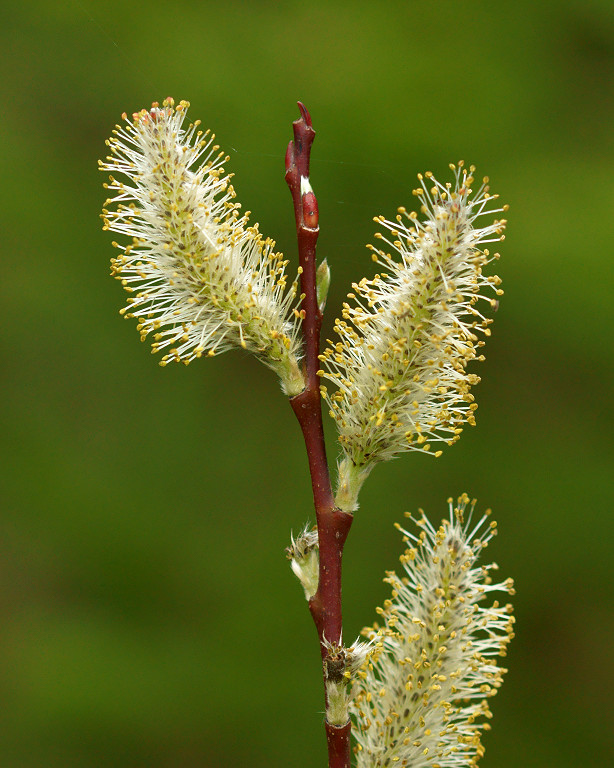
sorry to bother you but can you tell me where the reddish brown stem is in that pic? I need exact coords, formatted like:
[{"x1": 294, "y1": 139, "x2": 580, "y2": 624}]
[
  {"x1": 286, "y1": 103, "x2": 354, "y2": 768},
  {"x1": 326, "y1": 722, "x2": 352, "y2": 768}
]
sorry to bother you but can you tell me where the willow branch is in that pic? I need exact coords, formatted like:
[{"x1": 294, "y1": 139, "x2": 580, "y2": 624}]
[{"x1": 286, "y1": 103, "x2": 354, "y2": 768}]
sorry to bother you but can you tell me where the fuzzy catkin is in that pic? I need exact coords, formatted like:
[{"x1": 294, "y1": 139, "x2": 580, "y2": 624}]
[
  {"x1": 351, "y1": 496, "x2": 515, "y2": 768},
  {"x1": 100, "y1": 98, "x2": 305, "y2": 395},
  {"x1": 320, "y1": 165, "x2": 506, "y2": 509}
]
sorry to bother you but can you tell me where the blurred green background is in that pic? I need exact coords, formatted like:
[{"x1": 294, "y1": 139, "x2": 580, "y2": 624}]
[{"x1": 1, "y1": 0, "x2": 612, "y2": 766}]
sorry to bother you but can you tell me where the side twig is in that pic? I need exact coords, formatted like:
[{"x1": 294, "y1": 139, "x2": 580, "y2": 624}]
[{"x1": 286, "y1": 103, "x2": 354, "y2": 768}]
